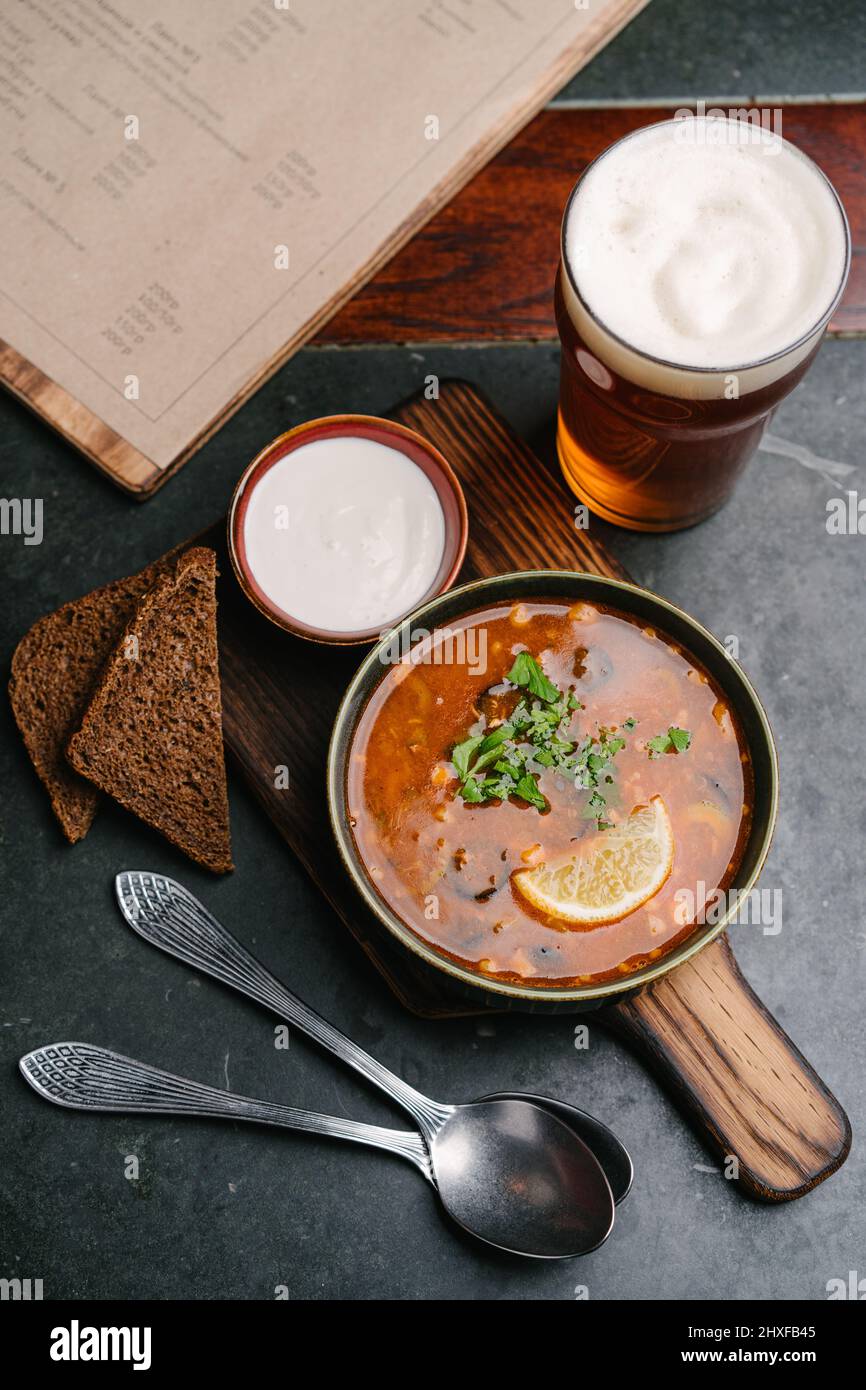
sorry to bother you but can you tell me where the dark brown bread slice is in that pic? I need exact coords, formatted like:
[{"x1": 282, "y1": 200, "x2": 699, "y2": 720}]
[
  {"x1": 66, "y1": 547, "x2": 233, "y2": 874},
  {"x1": 9, "y1": 552, "x2": 180, "y2": 842}
]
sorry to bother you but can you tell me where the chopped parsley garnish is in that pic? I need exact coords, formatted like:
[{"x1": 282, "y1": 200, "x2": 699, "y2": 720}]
[
  {"x1": 647, "y1": 725, "x2": 692, "y2": 758},
  {"x1": 451, "y1": 734, "x2": 484, "y2": 780},
  {"x1": 449, "y1": 652, "x2": 628, "y2": 825},
  {"x1": 507, "y1": 651, "x2": 561, "y2": 704},
  {"x1": 513, "y1": 773, "x2": 547, "y2": 811}
]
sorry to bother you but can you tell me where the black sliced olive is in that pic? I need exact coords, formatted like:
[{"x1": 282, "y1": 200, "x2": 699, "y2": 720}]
[{"x1": 476, "y1": 682, "x2": 522, "y2": 727}]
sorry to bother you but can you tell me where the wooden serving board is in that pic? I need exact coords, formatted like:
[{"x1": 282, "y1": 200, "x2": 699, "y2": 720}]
[{"x1": 202, "y1": 381, "x2": 848, "y2": 1202}]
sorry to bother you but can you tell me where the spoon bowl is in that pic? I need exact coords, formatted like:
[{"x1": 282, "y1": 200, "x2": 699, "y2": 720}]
[
  {"x1": 483, "y1": 1091, "x2": 633, "y2": 1205},
  {"x1": 432, "y1": 1099, "x2": 614, "y2": 1258}
]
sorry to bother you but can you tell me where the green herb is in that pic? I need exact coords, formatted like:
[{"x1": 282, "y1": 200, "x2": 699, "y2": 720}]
[
  {"x1": 470, "y1": 724, "x2": 516, "y2": 775},
  {"x1": 458, "y1": 776, "x2": 486, "y2": 803},
  {"x1": 452, "y1": 734, "x2": 484, "y2": 780},
  {"x1": 648, "y1": 725, "x2": 692, "y2": 758},
  {"x1": 622, "y1": 717, "x2": 637, "y2": 731},
  {"x1": 507, "y1": 651, "x2": 560, "y2": 704},
  {"x1": 514, "y1": 773, "x2": 547, "y2": 811},
  {"x1": 449, "y1": 650, "x2": 631, "y2": 824}
]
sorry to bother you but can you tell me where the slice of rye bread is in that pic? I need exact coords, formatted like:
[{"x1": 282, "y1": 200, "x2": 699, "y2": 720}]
[
  {"x1": 9, "y1": 548, "x2": 183, "y2": 843},
  {"x1": 66, "y1": 547, "x2": 233, "y2": 874}
]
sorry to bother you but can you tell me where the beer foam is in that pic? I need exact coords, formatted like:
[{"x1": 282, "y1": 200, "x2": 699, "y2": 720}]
[{"x1": 563, "y1": 118, "x2": 848, "y2": 387}]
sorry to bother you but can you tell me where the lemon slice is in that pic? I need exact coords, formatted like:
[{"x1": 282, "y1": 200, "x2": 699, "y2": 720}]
[{"x1": 513, "y1": 797, "x2": 674, "y2": 926}]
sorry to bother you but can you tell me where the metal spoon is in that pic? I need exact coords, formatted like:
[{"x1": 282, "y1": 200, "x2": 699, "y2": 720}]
[
  {"x1": 114, "y1": 871, "x2": 615, "y2": 1258},
  {"x1": 19, "y1": 1043, "x2": 611, "y2": 1259},
  {"x1": 483, "y1": 1092, "x2": 633, "y2": 1205},
  {"x1": 113, "y1": 872, "x2": 630, "y2": 1203},
  {"x1": 20, "y1": 1042, "x2": 432, "y2": 1172}
]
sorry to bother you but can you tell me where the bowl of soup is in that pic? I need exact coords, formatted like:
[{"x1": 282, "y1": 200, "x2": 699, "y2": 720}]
[{"x1": 328, "y1": 571, "x2": 778, "y2": 1008}]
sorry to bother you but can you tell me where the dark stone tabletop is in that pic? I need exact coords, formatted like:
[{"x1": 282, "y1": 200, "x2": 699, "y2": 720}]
[{"x1": 2, "y1": 0, "x2": 864, "y2": 1301}]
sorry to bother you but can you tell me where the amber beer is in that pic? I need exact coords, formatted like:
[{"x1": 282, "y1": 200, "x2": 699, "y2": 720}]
[{"x1": 556, "y1": 117, "x2": 850, "y2": 531}]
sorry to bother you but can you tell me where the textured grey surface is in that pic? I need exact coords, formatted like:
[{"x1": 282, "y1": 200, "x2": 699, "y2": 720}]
[
  {"x1": 3, "y1": 0, "x2": 865, "y2": 1304},
  {"x1": 1, "y1": 337, "x2": 864, "y2": 1301},
  {"x1": 555, "y1": 0, "x2": 866, "y2": 102}
]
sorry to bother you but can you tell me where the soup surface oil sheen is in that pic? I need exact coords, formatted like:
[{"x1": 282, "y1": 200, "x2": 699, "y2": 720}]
[{"x1": 348, "y1": 601, "x2": 753, "y2": 986}]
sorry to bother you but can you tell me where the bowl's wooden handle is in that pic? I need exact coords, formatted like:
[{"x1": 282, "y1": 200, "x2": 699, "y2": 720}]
[{"x1": 600, "y1": 934, "x2": 851, "y2": 1201}]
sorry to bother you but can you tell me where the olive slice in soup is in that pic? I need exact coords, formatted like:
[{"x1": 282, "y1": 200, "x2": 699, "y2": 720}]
[{"x1": 347, "y1": 600, "x2": 753, "y2": 987}]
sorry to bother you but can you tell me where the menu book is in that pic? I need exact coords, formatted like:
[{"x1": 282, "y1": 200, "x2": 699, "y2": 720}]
[{"x1": 0, "y1": 0, "x2": 649, "y2": 495}]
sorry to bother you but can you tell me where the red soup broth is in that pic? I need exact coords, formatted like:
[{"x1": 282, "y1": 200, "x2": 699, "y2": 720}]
[{"x1": 347, "y1": 601, "x2": 753, "y2": 986}]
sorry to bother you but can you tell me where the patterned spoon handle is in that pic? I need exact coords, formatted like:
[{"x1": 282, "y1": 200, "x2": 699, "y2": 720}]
[{"x1": 19, "y1": 1042, "x2": 432, "y2": 1177}]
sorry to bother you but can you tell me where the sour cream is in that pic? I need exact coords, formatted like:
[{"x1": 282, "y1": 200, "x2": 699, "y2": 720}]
[{"x1": 242, "y1": 434, "x2": 446, "y2": 633}]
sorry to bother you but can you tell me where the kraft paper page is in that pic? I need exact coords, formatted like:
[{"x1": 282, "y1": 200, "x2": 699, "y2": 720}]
[{"x1": 0, "y1": 0, "x2": 650, "y2": 491}]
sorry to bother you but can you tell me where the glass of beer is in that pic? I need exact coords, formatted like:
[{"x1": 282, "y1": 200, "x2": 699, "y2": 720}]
[{"x1": 555, "y1": 116, "x2": 850, "y2": 531}]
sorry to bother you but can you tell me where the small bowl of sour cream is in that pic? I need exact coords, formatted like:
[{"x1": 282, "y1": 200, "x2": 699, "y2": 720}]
[{"x1": 228, "y1": 415, "x2": 468, "y2": 644}]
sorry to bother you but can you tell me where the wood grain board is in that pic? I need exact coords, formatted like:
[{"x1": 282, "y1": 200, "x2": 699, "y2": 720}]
[
  {"x1": 321, "y1": 102, "x2": 866, "y2": 344},
  {"x1": 604, "y1": 936, "x2": 852, "y2": 1201},
  {"x1": 202, "y1": 380, "x2": 849, "y2": 1202}
]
